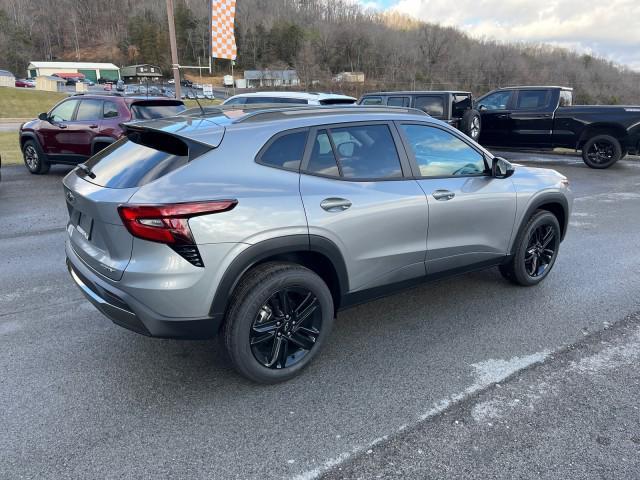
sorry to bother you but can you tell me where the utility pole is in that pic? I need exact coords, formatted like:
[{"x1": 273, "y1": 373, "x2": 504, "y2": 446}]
[{"x1": 166, "y1": 0, "x2": 181, "y2": 99}]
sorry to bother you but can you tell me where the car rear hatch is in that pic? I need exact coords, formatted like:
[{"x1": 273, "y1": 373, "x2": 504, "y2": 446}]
[{"x1": 63, "y1": 117, "x2": 224, "y2": 281}]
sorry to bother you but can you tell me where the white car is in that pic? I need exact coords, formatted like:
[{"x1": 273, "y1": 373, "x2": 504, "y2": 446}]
[{"x1": 222, "y1": 91, "x2": 357, "y2": 106}]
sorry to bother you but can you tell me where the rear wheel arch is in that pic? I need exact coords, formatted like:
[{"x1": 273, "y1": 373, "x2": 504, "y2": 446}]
[
  {"x1": 577, "y1": 123, "x2": 627, "y2": 150},
  {"x1": 211, "y1": 235, "x2": 348, "y2": 324},
  {"x1": 91, "y1": 136, "x2": 115, "y2": 156}
]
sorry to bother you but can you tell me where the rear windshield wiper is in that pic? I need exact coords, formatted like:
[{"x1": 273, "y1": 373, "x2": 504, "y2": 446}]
[{"x1": 77, "y1": 163, "x2": 96, "y2": 179}]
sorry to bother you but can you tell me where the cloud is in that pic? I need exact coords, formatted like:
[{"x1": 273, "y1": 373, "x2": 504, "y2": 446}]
[{"x1": 367, "y1": 0, "x2": 640, "y2": 70}]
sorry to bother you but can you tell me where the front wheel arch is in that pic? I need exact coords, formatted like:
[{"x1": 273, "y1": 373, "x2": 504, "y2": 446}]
[{"x1": 509, "y1": 195, "x2": 568, "y2": 255}]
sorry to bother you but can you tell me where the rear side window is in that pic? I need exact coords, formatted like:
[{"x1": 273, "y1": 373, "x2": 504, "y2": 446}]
[
  {"x1": 388, "y1": 96, "x2": 410, "y2": 107},
  {"x1": 360, "y1": 96, "x2": 383, "y2": 105},
  {"x1": 415, "y1": 96, "x2": 444, "y2": 116},
  {"x1": 79, "y1": 132, "x2": 203, "y2": 189},
  {"x1": 559, "y1": 90, "x2": 573, "y2": 107},
  {"x1": 103, "y1": 101, "x2": 119, "y2": 118},
  {"x1": 307, "y1": 124, "x2": 402, "y2": 179},
  {"x1": 75, "y1": 100, "x2": 103, "y2": 121},
  {"x1": 259, "y1": 130, "x2": 308, "y2": 170},
  {"x1": 516, "y1": 90, "x2": 550, "y2": 109},
  {"x1": 130, "y1": 102, "x2": 185, "y2": 119}
]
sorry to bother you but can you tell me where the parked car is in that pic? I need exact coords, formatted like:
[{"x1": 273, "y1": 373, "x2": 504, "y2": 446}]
[
  {"x1": 15, "y1": 78, "x2": 35, "y2": 88},
  {"x1": 116, "y1": 79, "x2": 125, "y2": 92},
  {"x1": 223, "y1": 91, "x2": 357, "y2": 106},
  {"x1": 19, "y1": 94, "x2": 186, "y2": 174},
  {"x1": 63, "y1": 104, "x2": 572, "y2": 383},
  {"x1": 475, "y1": 86, "x2": 640, "y2": 168},
  {"x1": 358, "y1": 91, "x2": 481, "y2": 141},
  {"x1": 81, "y1": 79, "x2": 95, "y2": 87}
]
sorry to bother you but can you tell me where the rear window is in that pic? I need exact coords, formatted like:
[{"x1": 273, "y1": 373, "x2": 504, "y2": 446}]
[
  {"x1": 130, "y1": 101, "x2": 186, "y2": 120},
  {"x1": 79, "y1": 132, "x2": 204, "y2": 189}
]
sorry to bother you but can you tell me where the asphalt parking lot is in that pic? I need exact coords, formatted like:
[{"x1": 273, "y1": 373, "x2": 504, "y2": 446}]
[{"x1": 1, "y1": 152, "x2": 639, "y2": 479}]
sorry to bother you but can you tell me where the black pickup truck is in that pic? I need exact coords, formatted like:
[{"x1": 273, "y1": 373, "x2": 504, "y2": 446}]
[{"x1": 475, "y1": 86, "x2": 640, "y2": 168}]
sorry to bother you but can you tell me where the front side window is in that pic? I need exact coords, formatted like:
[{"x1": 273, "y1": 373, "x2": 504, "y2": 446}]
[
  {"x1": 415, "y1": 96, "x2": 444, "y2": 116},
  {"x1": 307, "y1": 124, "x2": 402, "y2": 179},
  {"x1": 259, "y1": 130, "x2": 308, "y2": 170},
  {"x1": 75, "y1": 100, "x2": 103, "y2": 121},
  {"x1": 516, "y1": 90, "x2": 550, "y2": 110},
  {"x1": 478, "y1": 91, "x2": 512, "y2": 110},
  {"x1": 400, "y1": 124, "x2": 486, "y2": 177},
  {"x1": 49, "y1": 99, "x2": 79, "y2": 122}
]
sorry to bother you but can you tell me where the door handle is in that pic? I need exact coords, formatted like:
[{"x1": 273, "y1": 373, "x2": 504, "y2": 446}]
[
  {"x1": 432, "y1": 190, "x2": 456, "y2": 201},
  {"x1": 89, "y1": 124, "x2": 98, "y2": 129},
  {"x1": 496, "y1": 114, "x2": 510, "y2": 119},
  {"x1": 320, "y1": 198, "x2": 352, "y2": 212}
]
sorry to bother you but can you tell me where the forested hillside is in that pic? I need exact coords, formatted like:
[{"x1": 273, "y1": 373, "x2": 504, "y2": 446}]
[{"x1": 1, "y1": 0, "x2": 639, "y2": 103}]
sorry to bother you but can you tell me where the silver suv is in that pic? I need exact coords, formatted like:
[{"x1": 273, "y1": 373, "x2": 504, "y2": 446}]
[{"x1": 64, "y1": 106, "x2": 572, "y2": 383}]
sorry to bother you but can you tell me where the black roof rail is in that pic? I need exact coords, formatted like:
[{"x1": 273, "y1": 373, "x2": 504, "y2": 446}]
[{"x1": 234, "y1": 105, "x2": 428, "y2": 123}]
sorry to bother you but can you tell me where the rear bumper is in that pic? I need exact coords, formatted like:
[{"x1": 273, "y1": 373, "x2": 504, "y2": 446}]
[{"x1": 66, "y1": 246, "x2": 223, "y2": 339}]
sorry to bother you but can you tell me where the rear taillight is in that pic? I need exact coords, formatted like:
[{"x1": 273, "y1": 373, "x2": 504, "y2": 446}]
[{"x1": 117, "y1": 200, "x2": 237, "y2": 267}]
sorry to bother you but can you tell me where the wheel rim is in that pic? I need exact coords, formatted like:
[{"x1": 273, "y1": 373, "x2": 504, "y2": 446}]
[
  {"x1": 524, "y1": 224, "x2": 557, "y2": 278},
  {"x1": 470, "y1": 117, "x2": 480, "y2": 138},
  {"x1": 250, "y1": 287, "x2": 322, "y2": 369},
  {"x1": 586, "y1": 140, "x2": 614, "y2": 164},
  {"x1": 24, "y1": 145, "x2": 39, "y2": 170}
]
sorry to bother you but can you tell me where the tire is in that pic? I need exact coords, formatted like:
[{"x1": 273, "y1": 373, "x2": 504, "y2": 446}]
[
  {"x1": 461, "y1": 109, "x2": 482, "y2": 141},
  {"x1": 581, "y1": 134, "x2": 622, "y2": 169},
  {"x1": 22, "y1": 139, "x2": 50, "y2": 174},
  {"x1": 223, "y1": 262, "x2": 334, "y2": 384},
  {"x1": 499, "y1": 210, "x2": 561, "y2": 286}
]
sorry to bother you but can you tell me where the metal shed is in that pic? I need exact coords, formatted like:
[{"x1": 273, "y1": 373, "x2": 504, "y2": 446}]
[
  {"x1": 0, "y1": 70, "x2": 15, "y2": 87},
  {"x1": 27, "y1": 62, "x2": 120, "y2": 83}
]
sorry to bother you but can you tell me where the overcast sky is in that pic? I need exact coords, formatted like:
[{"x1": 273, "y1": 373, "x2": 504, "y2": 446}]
[{"x1": 359, "y1": 0, "x2": 640, "y2": 71}]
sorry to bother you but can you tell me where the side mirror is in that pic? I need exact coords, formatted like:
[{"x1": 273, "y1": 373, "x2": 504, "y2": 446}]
[
  {"x1": 38, "y1": 112, "x2": 49, "y2": 121},
  {"x1": 478, "y1": 104, "x2": 487, "y2": 111},
  {"x1": 491, "y1": 157, "x2": 515, "y2": 178}
]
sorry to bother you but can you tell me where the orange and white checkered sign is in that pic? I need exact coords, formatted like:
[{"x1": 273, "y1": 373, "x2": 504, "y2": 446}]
[{"x1": 211, "y1": 0, "x2": 237, "y2": 60}]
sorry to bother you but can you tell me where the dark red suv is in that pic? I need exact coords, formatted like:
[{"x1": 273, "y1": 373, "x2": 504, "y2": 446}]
[{"x1": 19, "y1": 94, "x2": 186, "y2": 174}]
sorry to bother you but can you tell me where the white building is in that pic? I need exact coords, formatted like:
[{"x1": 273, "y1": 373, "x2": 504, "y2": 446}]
[{"x1": 27, "y1": 62, "x2": 120, "y2": 83}]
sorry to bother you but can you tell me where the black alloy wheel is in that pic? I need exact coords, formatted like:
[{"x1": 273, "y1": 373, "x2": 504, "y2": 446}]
[
  {"x1": 586, "y1": 140, "x2": 615, "y2": 165},
  {"x1": 223, "y1": 262, "x2": 334, "y2": 383},
  {"x1": 499, "y1": 210, "x2": 561, "y2": 286},
  {"x1": 524, "y1": 224, "x2": 556, "y2": 278},
  {"x1": 250, "y1": 287, "x2": 322, "y2": 369},
  {"x1": 582, "y1": 134, "x2": 622, "y2": 169}
]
